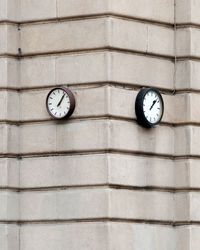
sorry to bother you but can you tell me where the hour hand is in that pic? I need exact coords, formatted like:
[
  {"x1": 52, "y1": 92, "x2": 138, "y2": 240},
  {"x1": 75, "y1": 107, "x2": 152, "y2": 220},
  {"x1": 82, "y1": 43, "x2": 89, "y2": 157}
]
[{"x1": 57, "y1": 94, "x2": 65, "y2": 107}]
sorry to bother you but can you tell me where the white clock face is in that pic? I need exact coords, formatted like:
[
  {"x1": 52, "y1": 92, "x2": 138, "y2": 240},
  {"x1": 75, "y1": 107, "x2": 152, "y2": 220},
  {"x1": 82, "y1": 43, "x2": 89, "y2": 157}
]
[
  {"x1": 143, "y1": 90, "x2": 163, "y2": 124},
  {"x1": 47, "y1": 88, "x2": 71, "y2": 118}
]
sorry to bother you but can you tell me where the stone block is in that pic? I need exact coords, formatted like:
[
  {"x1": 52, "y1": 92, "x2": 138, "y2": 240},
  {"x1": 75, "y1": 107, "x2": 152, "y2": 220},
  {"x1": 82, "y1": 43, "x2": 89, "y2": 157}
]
[
  {"x1": 56, "y1": 52, "x2": 108, "y2": 86},
  {"x1": 176, "y1": 28, "x2": 200, "y2": 57},
  {"x1": 0, "y1": 58, "x2": 19, "y2": 88},
  {"x1": 108, "y1": 154, "x2": 175, "y2": 188},
  {"x1": 188, "y1": 159, "x2": 200, "y2": 188},
  {"x1": 0, "y1": 90, "x2": 19, "y2": 121},
  {"x1": 0, "y1": 224, "x2": 19, "y2": 250},
  {"x1": 176, "y1": 0, "x2": 200, "y2": 25},
  {"x1": 109, "y1": 189, "x2": 175, "y2": 221},
  {"x1": 0, "y1": 191, "x2": 19, "y2": 220},
  {"x1": 175, "y1": 126, "x2": 200, "y2": 156},
  {"x1": 0, "y1": 24, "x2": 19, "y2": 55},
  {"x1": 109, "y1": 119, "x2": 174, "y2": 156},
  {"x1": 175, "y1": 0, "x2": 191, "y2": 24},
  {"x1": 109, "y1": 223, "x2": 181, "y2": 250},
  {"x1": 111, "y1": 18, "x2": 174, "y2": 56},
  {"x1": 0, "y1": 0, "x2": 19, "y2": 22},
  {"x1": 0, "y1": 158, "x2": 19, "y2": 188},
  {"x1": 189, "y1": 192, "x2": 200, "y2": 221},
  {"x1": 110, "y1": 52, "x2": 174, "y2": 90},
  {"x1": 19, "y1": 120, "x2": 108, "y2": 154},
  {"x1": 20, "y1": 188, "x2": 108, "y2": 220},
  {"x1": 58, "y1": 0, "x2": 174, "y2": 24},
  {"x1": 58, "y1": 0, "x2": 109, "y2": 18},
  {"x1": 20, "y1": 0, "x2": 57, "y2": 22},
  {"x1": 20, "y1": 223, "x2": 108, "y2": 250},
  {"x1": 147, "y1": 24, "x2": 174, "y2": 56},
  {"x1": 109, "y1": 0, "x2": 174, "y2": 24},
  {"x1": 20, "y1": 18, "x2": 109, "y2": 55},
  {"x1": 176, "y1": 60, "x2": 200, "y2": 90},
  {"x1": 19, "y1": 154, "x2": 108, "y2": 188},
  {"x1": 20, "y1": 56, "x2": 56, "y2": 88},
  {"x1": 0, "y1": 124, "x2": 18, "y2": 154}
]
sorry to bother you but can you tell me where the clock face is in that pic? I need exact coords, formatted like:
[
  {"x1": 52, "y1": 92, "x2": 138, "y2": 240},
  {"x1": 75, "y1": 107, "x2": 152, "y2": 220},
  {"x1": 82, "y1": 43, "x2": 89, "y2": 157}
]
[
  {"x1": 135, "y1": 88, "x2": 164, "y2": 128},
  {"x1": 46, "y1": 87, "x2": 75, "y2": 119},
  {"x1": 143, "y1": 90, "x2": 162, "y2": 124}
]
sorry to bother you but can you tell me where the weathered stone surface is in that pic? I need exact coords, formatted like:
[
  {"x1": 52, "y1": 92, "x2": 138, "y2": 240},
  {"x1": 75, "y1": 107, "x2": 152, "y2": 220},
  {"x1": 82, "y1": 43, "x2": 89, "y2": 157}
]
[
  {"x1": 0, "y1": 58, "x2": 19, "y2": 88},
  {"x1": 58, "y1": 0, "x2": 174, "y2": 23},
  {"x1": 0, "y1": 158, "x2": 19, "y2": 188},
  {"x1": 176, "y1": 60, "x2": 200, "y2": 90},
  {"x1": 0, "y1": 0, "x2": 19, "y2": 21},
  {"x1": 19, "y1": 154, "x2": 108, "y2": 188},
  {"x1": 18, "y1": 120, "x2": 174, "y2": 155},
  {"x1": 19, "y1": 52, "x2": 174, "y2": 89},
  {"x1": 0, "y1": 224, "x2": 19, "y2": 250},
  {"x1": 176, "y1": 28, "x2": 200, "y2": 58},
  {"x1": 20, "y1": 0, "x2": 57, "y2": 21},
  {"x1": 20, "y1": 18, "x2": 109, "y2": 55},
  {"x1": 0, "y1": 191, "x2": 19, "y2": 220},
  {"x1": 20, "y1": 223, "x2": 108, "y2": 250},
  {"x1": 176, "y1": 0, "x2": 200, "y2": 25},
  {"x1": 20, "y1": 223, "x2": 191, "y2": 250},
  {"x1": 0, "y1": 24, "x2": 19, "y2": 55},
  {"x1": 20, "y1": 18, "x2": 174, "y2": 57}
]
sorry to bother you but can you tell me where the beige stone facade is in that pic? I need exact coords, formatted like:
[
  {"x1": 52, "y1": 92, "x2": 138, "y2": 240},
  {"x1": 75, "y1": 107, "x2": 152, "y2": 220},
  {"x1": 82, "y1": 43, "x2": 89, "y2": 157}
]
[{"x1": 1, "y1": 1, "x2": 200, "y2": 249}]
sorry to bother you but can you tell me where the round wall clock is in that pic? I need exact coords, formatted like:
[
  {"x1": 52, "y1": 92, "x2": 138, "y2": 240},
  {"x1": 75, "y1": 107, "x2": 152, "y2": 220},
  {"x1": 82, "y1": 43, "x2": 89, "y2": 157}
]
[
  {"x1": 135, "y1": 88, "x2": 164, "y2": 128},
  {"x1": 46, "y1": 86, "x2": 75, "y2": 119}
]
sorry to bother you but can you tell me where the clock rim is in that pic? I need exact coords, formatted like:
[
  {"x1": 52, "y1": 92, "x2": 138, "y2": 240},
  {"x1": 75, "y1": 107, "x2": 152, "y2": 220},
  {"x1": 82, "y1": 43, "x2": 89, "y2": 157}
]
[
  {"x1": 46, "y1": 86, "x2": 76, "y2": 119},
  {"x1": 135, "y1": 87, "x2": 164, "y2": 128}
]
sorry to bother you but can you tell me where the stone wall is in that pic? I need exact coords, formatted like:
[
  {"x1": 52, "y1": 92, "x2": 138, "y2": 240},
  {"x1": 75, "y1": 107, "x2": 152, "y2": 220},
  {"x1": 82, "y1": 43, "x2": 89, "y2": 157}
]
[{"x1": 1, "y1": 1, "x2": 200, "y2": 249}]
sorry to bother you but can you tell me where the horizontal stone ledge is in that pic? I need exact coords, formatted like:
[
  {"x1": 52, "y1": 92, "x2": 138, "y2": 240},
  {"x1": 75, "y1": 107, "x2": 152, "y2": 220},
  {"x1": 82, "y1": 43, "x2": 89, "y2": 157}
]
[
  {"x1": 2, "y1": 154, "x2": 200, "y2": 190},
  {"x1": 20, "y1": 17, "x2": 174, "y2": 57},
  {"x1": 0, "y1": 51, "x2": 174, "y2": 89},
  {"x1": 2, "y1": 85, "x2": 197, "y2": 124},
  {"x1": 3, "y1": 120, "x2": 200, "y2": 156},
  {"x1": 0, "y1": 0, "x2": 174, "y2": 24},
  {"x1": 2, "y1": 153, "x2": 200, "y2": 190},
  {"x1": 19, "y1": 51, "x2": 174, "y2": 89},
  {"x1": 16, "y1": 119, "x2": 175, "y2": 155},
  {"x1": 19, "y1": 222, "x2": 197, "y2": 250},
  {"x1": 0, "y1": 188, "x2": 196, "y2": 222}
]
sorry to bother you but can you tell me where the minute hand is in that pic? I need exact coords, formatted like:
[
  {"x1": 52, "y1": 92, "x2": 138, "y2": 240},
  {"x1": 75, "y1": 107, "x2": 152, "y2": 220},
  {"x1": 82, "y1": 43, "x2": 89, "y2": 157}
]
[
  {"x1": 57, "y1": 94, "x2": 65, "y2": 107},
  {"x1": 149, "y1": 100, "x2": 157, "y2": 110}
]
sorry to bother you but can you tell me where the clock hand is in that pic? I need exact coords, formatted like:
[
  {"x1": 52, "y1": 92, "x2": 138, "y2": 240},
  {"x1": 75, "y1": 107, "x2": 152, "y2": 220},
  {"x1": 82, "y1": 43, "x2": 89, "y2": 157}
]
[
  {"x1": 57, "y1": 94, "x2": 65, "y2": 107},
  {"x1": 149, "y1": 99, "x2": 157, "y2": 110}
]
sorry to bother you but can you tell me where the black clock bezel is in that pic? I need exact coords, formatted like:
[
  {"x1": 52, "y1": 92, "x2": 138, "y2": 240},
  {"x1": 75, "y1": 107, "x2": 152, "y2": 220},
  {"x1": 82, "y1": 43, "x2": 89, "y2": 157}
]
[
  {"x1": 46, "y1": 86, "x2": 76, "y2": 119},
  {"x1": 135, "y1": 87, "x2": 164, "y2": 128}
]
